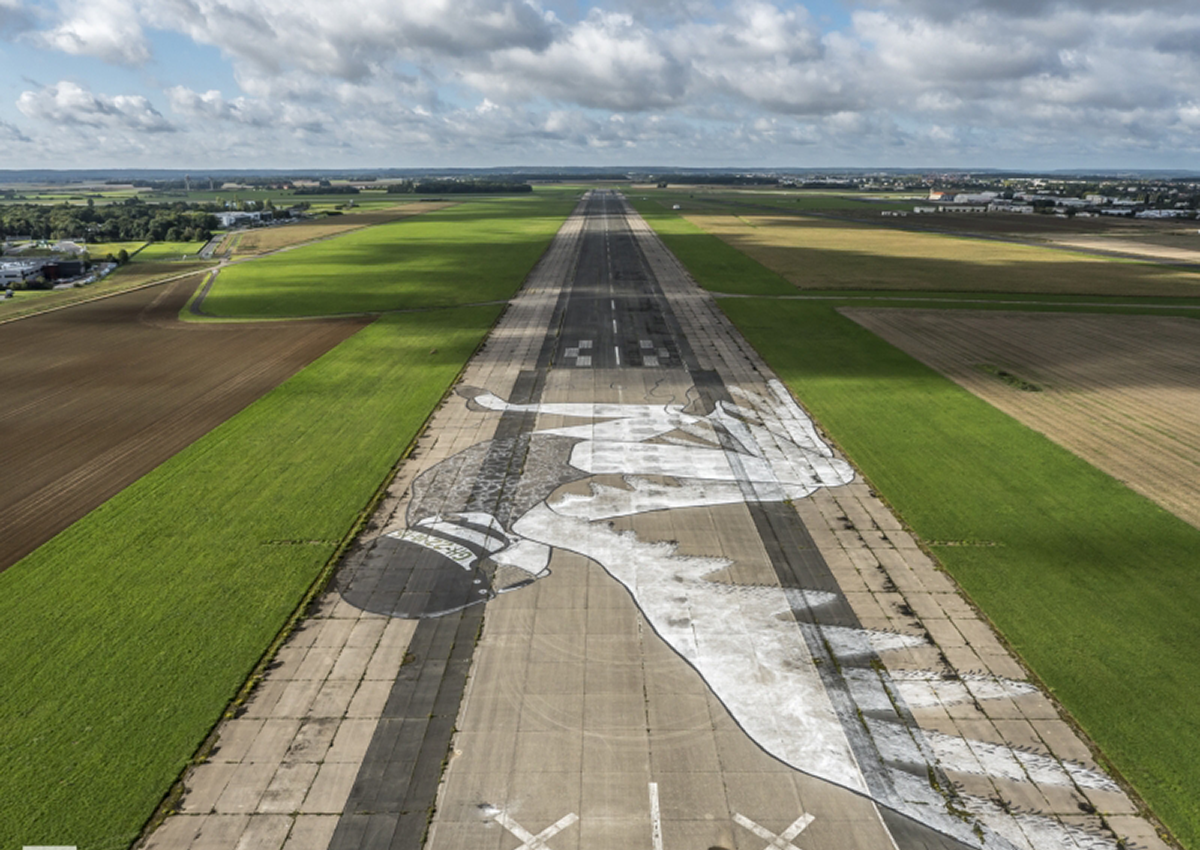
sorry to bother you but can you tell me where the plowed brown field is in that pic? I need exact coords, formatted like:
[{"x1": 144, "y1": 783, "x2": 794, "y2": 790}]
[
  {"x1": 842, "y1": 308, "x2": 1200, "y2": 528},
  {"x1": 0, "y1": 274, "x2": 366, "y2": 570}
]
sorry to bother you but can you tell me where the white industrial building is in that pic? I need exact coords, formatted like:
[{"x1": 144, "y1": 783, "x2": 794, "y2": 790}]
[{"x1": 0, "y1": 260, "x2": 45, "y2": 285}]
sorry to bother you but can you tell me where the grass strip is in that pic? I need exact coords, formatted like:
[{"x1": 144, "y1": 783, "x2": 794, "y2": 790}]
[
  {"x1": 0, "y1": 305, "x2": 501, "y2": 850},
  {"x1": 634, "y1": 207, "x2": 1200, "y2": 847},
  {"x1": 627, "y1": 196, "x2": 795, "y2": 296},
  {"x1": 203, "y1": 192, "x2": 577, "y2": 317}
]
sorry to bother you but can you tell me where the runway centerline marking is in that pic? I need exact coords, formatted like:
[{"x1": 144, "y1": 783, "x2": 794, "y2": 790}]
[
  {"x1": 649, "y1": 782, "x2": 664, "y2": 850},
  {"x1": 493, "y1": 811, "x2": 579, "y2": 850},
  {"x1": 733, "y1": 812, "x2": 816, "y2": 850}
]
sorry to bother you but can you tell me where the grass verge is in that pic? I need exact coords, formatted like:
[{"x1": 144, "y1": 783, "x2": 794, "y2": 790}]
[
  {"x1": 634, "y1": 205, "x2": 1200, "y2": 847},
  {"x1": 202, "y1": 192, "x2": 577, "y2": 317},
  {"x1": 0, "y1": 305, "x2": 501, "y2": 850}
]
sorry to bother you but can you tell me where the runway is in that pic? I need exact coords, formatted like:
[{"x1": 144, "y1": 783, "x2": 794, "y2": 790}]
[{"x1": 147, "y1": 192, "x2": 1163, "y2": 850}]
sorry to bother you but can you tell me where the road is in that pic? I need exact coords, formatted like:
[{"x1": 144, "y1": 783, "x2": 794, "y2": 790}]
[{"x1": 146, "y1": 192, "x2": 1163, "y2": 850}]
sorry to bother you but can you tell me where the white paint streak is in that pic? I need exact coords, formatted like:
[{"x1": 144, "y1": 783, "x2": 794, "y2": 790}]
[
  {"x1": 927, "y1": 730, "x2": 1121, "y2": 792},
  {"x1": 889, "y1": 671, "x2": 1039, "y2": 709},
  {"x1": 513, "y1": 502, "x2": 868, "y2": 793}
]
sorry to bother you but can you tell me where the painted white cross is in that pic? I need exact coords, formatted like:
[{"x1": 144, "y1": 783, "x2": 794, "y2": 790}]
[
  {"x1": 733, "y1": 812, "x2": 816, "y2": 850},
  {"x1": 494, "y1": 811, "x2": 579, "y2": 850}
]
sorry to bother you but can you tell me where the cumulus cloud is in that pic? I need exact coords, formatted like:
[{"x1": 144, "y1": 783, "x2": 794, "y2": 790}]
[
  {"x1": 14, "y1": 0, "x2": 1200, "y2": 166},
  {"x1": 37, "y1": 0, "x2": 151, "y2": 64},
  {"x1": 17, "y1": 81, "x2": 174, "y2": 132},
  {"x1": 464, "y1": 10, "x2": 687, "y2": 111}
]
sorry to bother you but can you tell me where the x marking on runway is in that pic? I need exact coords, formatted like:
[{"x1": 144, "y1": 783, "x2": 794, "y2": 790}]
[
  {"x1": 733, "y1": 812, "x2": 816, "y2": 850},
  {"x1": 494, "y1": 811, "x2": 579, "y2": 850}
]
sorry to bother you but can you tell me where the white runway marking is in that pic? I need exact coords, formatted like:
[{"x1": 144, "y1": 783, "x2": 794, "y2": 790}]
[
  {"x1": 649, "y1": 783, "x2": 663, "y2": 850},
  {"x1": 614, "y1": 346, "x2": 621, "y2": 366},
  {"x1": 733, "y1": 812, "x2": 815, "y2": 850},
  {"x1": 493, "y1": 811, "x2": 579, "y2": 850}
]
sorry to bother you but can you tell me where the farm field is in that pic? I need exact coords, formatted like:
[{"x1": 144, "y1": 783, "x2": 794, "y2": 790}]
[
  {"x1": 0, "y1": 274, "x2": 364, "y2": 571},
  {"x1": 227, "y1": 202, "x2": 454, "y2": 255},
  {"x1": 842, "y1": 308, "x2": 1200, "y2": 529},
  {"x1": 677, "y1": 209, "x2": 1200, "y2": 297},
  {"x1": 0, "y1": 306, "x2": 501, "y2": 850},
  {"x1": 0, "y1": 262, "x2": 213, "y2": 323},
  {"x1": 638, "y1": 186, "x2": 1200, "y2": 267},
  {"x1": 634, "y1": 201, "x2": 1200, "y2": 848},
  {"x1": 132, "y1": 240, "x2": 209, "y2": 261},
  {"x1": 200, "y1": 193, "x2": 577, "y2": 317}
]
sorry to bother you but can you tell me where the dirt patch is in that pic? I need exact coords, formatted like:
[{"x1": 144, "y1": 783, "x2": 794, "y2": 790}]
[
  {"x1": 0, "y1": 275, "x2": 367, "y2": 570},
  {"x1": 842, "y1": 307, "x2": 1200, "y2": 528}
]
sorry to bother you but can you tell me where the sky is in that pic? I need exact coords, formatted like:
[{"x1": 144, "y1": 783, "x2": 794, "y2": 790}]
[{"x1": 2, "y1": 0, "x2": 1200, "y2": 171}]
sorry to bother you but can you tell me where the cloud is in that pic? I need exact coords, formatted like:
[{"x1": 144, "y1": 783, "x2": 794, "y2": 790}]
[
  {"x1": 13, "y1": 0, "x2": 1200, "y2": 167},
  {"x1": 17, "y1": 81, "x2": 174, "y2": 132},
  {"x1": 0, "y1": 119, "x2": 30, "y2": 142},
  {"x1": 463, "y1": 10, "x2": 687, "y2": 111},
  {"x1": 0, "y1": 0, "x2": 34, "y2": 35},
  {"x1": 36, "y1": 0, "x2": 151, "y2": 64}
]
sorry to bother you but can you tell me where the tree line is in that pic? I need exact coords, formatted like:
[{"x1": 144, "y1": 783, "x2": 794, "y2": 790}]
[
  {"x1": 0, "y1": 199, "x2": 218, "y2": 243},
  {"x1": 386, "y1": 180, "x2": 532, "y2": 194}
]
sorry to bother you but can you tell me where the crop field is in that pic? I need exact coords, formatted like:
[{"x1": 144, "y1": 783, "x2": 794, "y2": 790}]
[
  {"x1": 0, "y1": 306, "x2": 501, "y2": 849},
  {"x1": 676, "y1": 209, "x2": 1200, "y2": 297},
  {"x1": 201, "y1": 193, "x2": 577, "y2": 317},
  {"x1": 634, "y1": 202, "x2": 1200, "y2": 848},
  {"x1": 229, "y1": 202, "x2": 454, "y2": 255},
  {"x1": 0, "y1": 262, "x2": 213, "y2": 323},
  {"x1": 132, "y1": 241, "x2": 209, "y2": 261},
  {"x1": 841, "y1": 308, "x2": 1200, "y2": 530},
  {"x1": 0, "y1": 275, "x2": 364, "y2": 571}
]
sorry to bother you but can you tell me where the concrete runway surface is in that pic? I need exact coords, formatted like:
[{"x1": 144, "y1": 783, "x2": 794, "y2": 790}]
[{"x1": 145, "y1": 192, "x2": 1166, "y2": 850}]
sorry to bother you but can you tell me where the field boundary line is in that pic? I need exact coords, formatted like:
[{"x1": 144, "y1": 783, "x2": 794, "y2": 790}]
[{"x1": 711, "y1": 292, "x2": 1200, "y2": 310}]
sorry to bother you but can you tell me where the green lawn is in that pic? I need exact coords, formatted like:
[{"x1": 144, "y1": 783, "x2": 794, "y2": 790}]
[
  {"x1": 635, "y1": 206, "x2": 1200, "y2": 848},
  {"x1": 0, "y1": 306, "x2": 501, "y2": 850},
  {"x1": 201, "y1": 193, "x2": 577, "y2": 317}
]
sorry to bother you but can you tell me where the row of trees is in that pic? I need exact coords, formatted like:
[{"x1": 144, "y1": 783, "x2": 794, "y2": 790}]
[
  {"x1": 386, "y1": 180, "x2": 532, "y2": 194},
  {"x1": 0, "y1": 201, "x2": 218, "y2": 243}
]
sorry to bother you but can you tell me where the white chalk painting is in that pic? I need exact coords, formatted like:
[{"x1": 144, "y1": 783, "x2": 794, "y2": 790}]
[{"x1": 361, "y1": 379, "x2": 1120, "y2": 850}]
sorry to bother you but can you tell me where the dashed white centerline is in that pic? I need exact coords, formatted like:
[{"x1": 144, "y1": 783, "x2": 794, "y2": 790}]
[
  {"x1": 649, "y1": 783, "x2": 663, "y2": 850},
  {"x1": 612, "y1": 319, "x2": 618, "y2": 333},
  {"x1": 614, "y1": 346, "x2": 621, "y2": 366}
]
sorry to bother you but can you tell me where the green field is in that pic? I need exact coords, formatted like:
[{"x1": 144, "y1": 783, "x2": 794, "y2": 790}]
[
  {"x1": 634, "y1": 205, "x2": 1200, "y2": 847},
  {"x1": 0, "y1": 306, "x2": 501, "y2": 849},
  {"x1": 630, "y1": 195, "x2": 1200, "y2": 298},
  {"x1": 132, "y1": 241, "x2": 208, "y2": 261},
  {"x1": 201, "y1": 193, "x2": 577, "y2": 317},
  {"x1": 83, "y1": 241, "x2": 148, "y2": 259}
]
